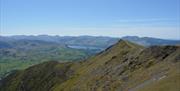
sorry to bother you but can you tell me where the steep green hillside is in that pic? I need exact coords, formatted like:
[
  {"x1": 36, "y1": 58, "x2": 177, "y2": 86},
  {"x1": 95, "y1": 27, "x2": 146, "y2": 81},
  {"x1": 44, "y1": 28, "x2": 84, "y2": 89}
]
[{"x1": 1, "y1": 40, "x2": 180, "y2": 91}]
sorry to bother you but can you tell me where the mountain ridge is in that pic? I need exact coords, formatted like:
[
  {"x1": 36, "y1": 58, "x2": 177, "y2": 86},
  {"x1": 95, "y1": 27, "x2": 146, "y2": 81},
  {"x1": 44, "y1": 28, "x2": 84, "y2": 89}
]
[{"x1": 1, "y1": 40, "x2": 180, "y2": 91}]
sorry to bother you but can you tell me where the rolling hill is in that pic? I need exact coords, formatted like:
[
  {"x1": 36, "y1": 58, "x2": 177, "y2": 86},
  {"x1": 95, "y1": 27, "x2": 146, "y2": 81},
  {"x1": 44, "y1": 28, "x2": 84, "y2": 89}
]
[{"x1": 1, "y1": 40, "x2": 179, "y2": 91}]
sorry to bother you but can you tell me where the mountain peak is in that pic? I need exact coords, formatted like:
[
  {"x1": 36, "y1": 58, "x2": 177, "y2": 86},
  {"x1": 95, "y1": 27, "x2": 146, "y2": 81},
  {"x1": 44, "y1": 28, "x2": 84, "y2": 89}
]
[
  {"x1": 115, "y1": 39, "x2": 144, "y2": 49},
  {"x1": 99, "y1": 39, "x2": 144, "y2": 59}
]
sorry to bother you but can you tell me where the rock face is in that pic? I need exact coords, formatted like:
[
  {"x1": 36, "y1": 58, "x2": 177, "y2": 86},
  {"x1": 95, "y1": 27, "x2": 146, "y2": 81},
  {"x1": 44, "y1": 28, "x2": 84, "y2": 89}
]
[{"x1": 1, "y1": 40, "x2": 180, "y2": 91}]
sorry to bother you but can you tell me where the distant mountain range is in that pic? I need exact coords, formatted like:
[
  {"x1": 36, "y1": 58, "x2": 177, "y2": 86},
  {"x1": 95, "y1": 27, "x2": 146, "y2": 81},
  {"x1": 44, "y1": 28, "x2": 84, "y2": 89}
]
[
  {"x1": 1, "y1": 35, "x2": 180, "y2": 48},
  {"x1": 122, "y1": 36, "x2": 180, "y2": 46},
  {"x1": 1, "y1": 40, "x2": 179, "y2": 91}
]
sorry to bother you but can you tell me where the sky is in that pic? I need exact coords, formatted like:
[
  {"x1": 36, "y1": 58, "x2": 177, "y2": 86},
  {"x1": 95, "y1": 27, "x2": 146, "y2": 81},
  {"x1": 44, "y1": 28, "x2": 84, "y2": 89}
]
[{"x1": 0, "y1": 0, "x2": 180, "y2": 39}]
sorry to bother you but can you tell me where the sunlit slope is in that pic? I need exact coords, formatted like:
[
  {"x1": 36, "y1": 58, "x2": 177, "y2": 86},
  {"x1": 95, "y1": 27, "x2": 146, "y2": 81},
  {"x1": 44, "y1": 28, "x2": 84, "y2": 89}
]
[{"x1": 53, "y1": 40, "x2": 180, "y2": 91}]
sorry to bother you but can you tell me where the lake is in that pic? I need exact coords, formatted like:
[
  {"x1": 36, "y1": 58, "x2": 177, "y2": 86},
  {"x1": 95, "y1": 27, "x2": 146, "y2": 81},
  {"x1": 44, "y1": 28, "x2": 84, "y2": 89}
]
[{"x1": 67, "y1": 45, "x2": 104, "y2": 50}]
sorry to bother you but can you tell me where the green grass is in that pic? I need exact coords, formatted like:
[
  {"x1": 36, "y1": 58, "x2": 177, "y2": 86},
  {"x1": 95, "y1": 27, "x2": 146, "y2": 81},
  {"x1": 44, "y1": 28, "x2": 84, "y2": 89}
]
[{"x1": 137, "y1": 63, "x2": 180, "y2": 91}]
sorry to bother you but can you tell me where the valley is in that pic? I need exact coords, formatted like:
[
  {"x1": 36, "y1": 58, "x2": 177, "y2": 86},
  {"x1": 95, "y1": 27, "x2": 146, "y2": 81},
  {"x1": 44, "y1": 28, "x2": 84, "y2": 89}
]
[
  {"x1": 0, "y1": 35, "x2": 179, "y2": 82},
  {"x1": 0, "y1": 39, "x2": 99, "y2": 79}
]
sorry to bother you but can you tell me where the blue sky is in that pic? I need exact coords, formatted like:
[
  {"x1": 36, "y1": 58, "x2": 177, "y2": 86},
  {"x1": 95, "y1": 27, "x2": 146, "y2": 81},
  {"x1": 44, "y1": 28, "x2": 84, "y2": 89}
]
[{"x1": 0, "y1": 0, "x2": 180, "y2": 39}]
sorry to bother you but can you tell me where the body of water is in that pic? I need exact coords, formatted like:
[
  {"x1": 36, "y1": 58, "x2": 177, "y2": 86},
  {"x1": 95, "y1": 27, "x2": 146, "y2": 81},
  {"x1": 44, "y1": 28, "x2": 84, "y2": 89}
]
[{"x1": 67, "y1": 45, "x2": 104, "y2": 50}]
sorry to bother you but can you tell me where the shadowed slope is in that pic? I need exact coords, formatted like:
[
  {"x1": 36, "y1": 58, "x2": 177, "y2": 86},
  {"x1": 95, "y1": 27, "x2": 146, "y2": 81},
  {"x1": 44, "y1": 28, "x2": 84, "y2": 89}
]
[{"x1": 0, "y1": 61, "x2": 75, "y2": 91}]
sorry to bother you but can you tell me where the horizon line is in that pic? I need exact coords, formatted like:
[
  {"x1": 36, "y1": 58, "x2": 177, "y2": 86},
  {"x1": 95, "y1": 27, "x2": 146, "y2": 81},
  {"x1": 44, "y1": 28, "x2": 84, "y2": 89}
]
[{"x1": 0, "y1": 34, "x2": 179, "y2": 40}]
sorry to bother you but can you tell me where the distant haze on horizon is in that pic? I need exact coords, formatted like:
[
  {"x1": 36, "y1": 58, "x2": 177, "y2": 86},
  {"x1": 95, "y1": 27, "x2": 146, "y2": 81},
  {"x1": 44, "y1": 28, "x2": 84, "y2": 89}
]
[{"x1": 0, "y1": 0, "x2": 180, "y2": 40}]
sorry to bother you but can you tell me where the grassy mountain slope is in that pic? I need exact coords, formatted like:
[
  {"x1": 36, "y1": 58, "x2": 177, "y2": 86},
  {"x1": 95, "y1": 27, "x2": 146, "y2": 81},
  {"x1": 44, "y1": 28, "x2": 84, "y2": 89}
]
[
  {"x1": 1, "y1": 40, "x2": 180, "y2": 91},
  {"x1": 53, "y1": 40, "x2": 180, "y2": 91}
]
